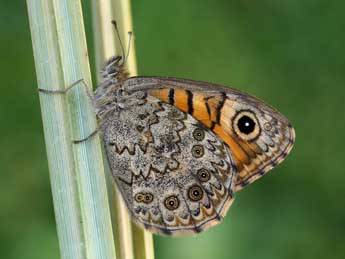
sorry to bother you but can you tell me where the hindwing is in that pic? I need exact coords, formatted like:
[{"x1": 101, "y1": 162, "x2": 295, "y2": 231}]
[{"x1": 100, "y1": 91, "x2": 236, "y2": 235}]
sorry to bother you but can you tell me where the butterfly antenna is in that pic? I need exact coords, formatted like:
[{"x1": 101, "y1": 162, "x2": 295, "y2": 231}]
[
  {"x1": 124, "y1": 31, "x2": 133, "y2": 64},
  {"x1": 111, "y1": 20, "x2": 126, "y2": 65}
]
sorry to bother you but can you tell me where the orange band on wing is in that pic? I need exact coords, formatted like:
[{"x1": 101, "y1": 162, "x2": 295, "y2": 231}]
[
  {"x1": 212, "y1": 124, "x2": 250, "y2": 167},
  {"x1": 190, "y1": 93, "x2": 213, "y2": 128},
  {"x1": 173, "y1": 89, "x2": 189, "y2": 112},
  {"x1": 148, "y1": 89, "x2": 170, "y2": 103},
  {"x1": 204, "y1": 96, "x2": 222, "y2": 123}
]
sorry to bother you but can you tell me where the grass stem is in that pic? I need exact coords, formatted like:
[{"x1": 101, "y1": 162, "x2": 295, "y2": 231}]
[{"x1": 27, "y1": 0, "x2": 117, "y2": 258}]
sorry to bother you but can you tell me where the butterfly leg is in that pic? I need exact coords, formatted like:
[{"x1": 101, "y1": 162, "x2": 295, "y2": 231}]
[
  {"x1": 39, "y1": 79, "x2": 101, "y2": 144},
  {"x1": 38, "y1": 79, "x2": 83, "y2": 94},
  {"x1": 38, "y1": 79, "x2": 95, "y2": 106},
  {"x1": 72, "y1": 127, "x2": 100, "y2": 144}
]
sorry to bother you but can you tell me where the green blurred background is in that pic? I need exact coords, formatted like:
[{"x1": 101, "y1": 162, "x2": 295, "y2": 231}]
[{"x1": 1, "y1": 0, "x2": 344, "y2": 258}]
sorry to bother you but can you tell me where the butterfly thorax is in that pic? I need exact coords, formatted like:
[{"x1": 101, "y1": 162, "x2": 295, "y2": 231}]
[{"x1": 94, "y1": 56, "x2": 130, "y2": 118}]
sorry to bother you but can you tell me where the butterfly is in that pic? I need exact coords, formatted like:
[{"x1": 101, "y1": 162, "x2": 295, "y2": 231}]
[{"x1": 90, "y1": 55, "x2": 295, "y2": 236}]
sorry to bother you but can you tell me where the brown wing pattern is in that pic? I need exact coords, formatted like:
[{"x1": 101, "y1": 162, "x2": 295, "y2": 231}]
[
  {"x1": 123, "y1": 77, "x2": 295, "y2": 191},
  {"x1": 101, "y1": 91, "x2": 236, "y2": 235}
]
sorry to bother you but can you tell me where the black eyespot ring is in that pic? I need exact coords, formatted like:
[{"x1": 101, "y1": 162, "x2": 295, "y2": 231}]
[
  {"x1": 135, "y1": 192, "x2": 154, "y2": 203},
  {"x1": 164, "y1": 195, "x2": 180, "y2": 210},
  {"x1": 144, "y1": 193, "x2": 154, "y2": 204},
  {"x1": 135, "y1": 193, "x2": 145, "y2": 202},
  {"x1": 232, "y1": 110, "x2": 261, "y2": 141},
  {"x1": 264, "y1": 122, "x2": 272, "y2": 131},
  {"x1": 192, "y1": 145, "x2": 204, "y2": 158},
  {"x1": 197, "y1": 168, "x2": 211, "y2": 182},
  {"x1": 188, "y1": 185, "x2": 204, "y2": 201},
  {"x1": 193, "y1": 128, "x2": 205, "y2": 141}
]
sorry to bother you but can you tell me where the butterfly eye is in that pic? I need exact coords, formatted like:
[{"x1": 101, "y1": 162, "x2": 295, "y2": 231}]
[
  {"x1": 232, "y1": 110, "x2": 261, "y2": 141},
  {"x1": 193, "y1": 128, "x2": 205, "y2": 141},
  {"x1": 197, "y1": 168, "x2": 211, "y2": 182},
  {"x1": 191, "y1": 145, "x2": 204, "y2": 158},
  {"x1": 164, "y1": 195, "x2": 180, "y2": 210},
  {"x1": 188, "y1": 185, "x2": 204, "y2": 201}
]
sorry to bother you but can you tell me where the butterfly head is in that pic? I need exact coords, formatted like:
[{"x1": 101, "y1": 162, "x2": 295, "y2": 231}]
[
  {"x1": 94, "y1": 56, "x2": 128, "y2": 104},
  {"x1": 94, "y1": 20, "x2": 132, "y2": 107},
  {"x1": 100, "y1": 20, "x2": 132, "y2": 83},
  {"x1": 101, "y1": 55, "x2": 128, "y2": 83}
]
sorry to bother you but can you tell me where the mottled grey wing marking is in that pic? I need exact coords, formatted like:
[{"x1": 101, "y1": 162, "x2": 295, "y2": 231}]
[{"x1": 100, "y1": 91, "x2": 236, "y2": 236}]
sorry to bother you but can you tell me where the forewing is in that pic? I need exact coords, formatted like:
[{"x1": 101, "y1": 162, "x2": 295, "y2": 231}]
[{"x1": 123, "y1": 77, "x2": 295, "y2": 191}]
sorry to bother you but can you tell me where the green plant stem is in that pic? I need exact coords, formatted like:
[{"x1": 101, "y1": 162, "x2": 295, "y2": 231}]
[
  {"x1": 27, "y1": 0, "x2": 117, "y2": 258},
  {"x1": 91, "y1": 0, "x2": 155, "y2": 259},
  {"x1": 27, "y1": 1, "x2": 85, "y2": 258}
]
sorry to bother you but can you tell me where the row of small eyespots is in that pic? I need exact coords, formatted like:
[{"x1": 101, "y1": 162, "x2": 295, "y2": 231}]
[
  {"x1": 134, "y1": 169, "x2": 211, "y2": 210},
  {"x1": 191, "y1": 127, "x2": 206, "y2": 157}
]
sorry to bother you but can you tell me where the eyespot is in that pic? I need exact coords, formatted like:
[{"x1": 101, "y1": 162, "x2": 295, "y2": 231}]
[
  {"x1": 192, "y1": 128, "x2": 205, "y2": 141},
  {"x1": 191, "y1": 145, "x2": 204, "y2": 158},
  {"x1": 135, "y1": 192, "x2": 154, "y2": 203},
  {"x1": 238, "y1": 115, "x2": 255, "y2": 134},
  {"x1": 188, "y1": 185, "x2": 204, "y2": 201},
  {"x1": 144, "y1": 193, "x2": 154, "y2": 204},
  {"x1": 135, "y1": 193, "x2": 145, "y2": 202},
  {"x1": 197, "y1": 168, "x2": 211, "y2": 182},
  {"x1": 264, "y1": 122, "x2": 272, "y2": 131},
  {"x1": 232, "y1": 110, "x2": 261, "y2": 141},
  {"x1": 164, "y1": 195, "x2": 180, "y2": 210}
]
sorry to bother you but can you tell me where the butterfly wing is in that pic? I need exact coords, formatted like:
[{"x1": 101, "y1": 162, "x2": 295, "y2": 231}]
[
  {"x1": 123, "y1": 77, "x2": 295, "y2": 191},
  {"x1": 100, "y1": 91, "x2": 236, "y2": 235}
]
